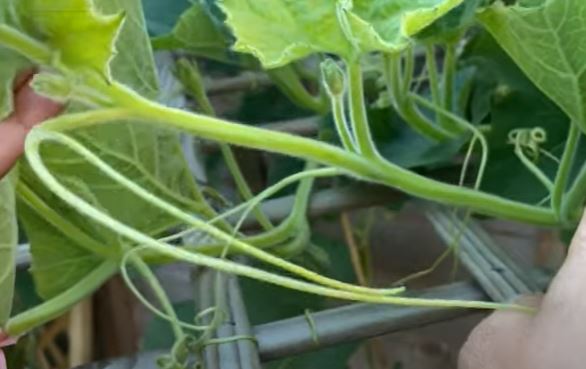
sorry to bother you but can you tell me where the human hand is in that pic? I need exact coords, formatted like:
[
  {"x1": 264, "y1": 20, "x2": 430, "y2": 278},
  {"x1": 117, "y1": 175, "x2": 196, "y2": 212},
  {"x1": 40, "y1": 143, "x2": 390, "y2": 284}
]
[
  {"x1": 0, "y1": 71, "x2": 62, "y2": 178},
  {"x1": 459, "y1": 210, "x2": 586, "y2": 368}
]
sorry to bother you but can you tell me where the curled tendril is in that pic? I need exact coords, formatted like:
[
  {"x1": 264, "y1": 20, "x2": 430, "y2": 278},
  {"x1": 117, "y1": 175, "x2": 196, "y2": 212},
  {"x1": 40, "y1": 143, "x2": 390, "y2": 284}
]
[
  {"x1": 508, "y1": 127, "x2": 558, "y2": 192},
  {"x1": 507, "y1": 127, "x2": 548, "y2": 162}
]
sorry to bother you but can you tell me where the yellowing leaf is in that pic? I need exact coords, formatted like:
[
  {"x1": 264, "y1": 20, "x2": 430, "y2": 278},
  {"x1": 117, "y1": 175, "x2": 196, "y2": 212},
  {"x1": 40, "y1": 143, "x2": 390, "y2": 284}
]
[
  {"x1": 478, "y1": 0, "x2": 586, "y2": 130},
  {"x1": 19, "y1": 0, "x2": 124, "y2": 78},
  {"x1": 219, "y1": 0, "x2": 463, "y2": 68}
]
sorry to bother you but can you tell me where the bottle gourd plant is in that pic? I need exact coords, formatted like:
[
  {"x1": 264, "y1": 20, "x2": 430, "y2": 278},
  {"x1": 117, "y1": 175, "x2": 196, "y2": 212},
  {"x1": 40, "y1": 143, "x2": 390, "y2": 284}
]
[{"x1": 0, "y1": 0, "x2": 583, "y2": 362}]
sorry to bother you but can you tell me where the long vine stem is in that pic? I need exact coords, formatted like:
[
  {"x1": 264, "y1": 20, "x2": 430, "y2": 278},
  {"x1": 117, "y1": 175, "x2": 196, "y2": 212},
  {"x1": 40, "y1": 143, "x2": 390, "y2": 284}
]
[
  {"x1": 0, "y1": 24, "x2": 561, "y2": 225},
  {"x1": 16, "y1": 131, "x2": 526, "y2": 326},
  {"x1": 28, "y1": 129, "x2": 409, "y2": 298},
  {"x1": 40, "y1": 99, "x2": 556, "y2": 225}
]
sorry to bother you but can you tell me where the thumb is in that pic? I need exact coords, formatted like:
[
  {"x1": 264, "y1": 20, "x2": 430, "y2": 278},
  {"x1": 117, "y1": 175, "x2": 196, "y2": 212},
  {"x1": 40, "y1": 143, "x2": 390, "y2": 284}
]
[{"x1": 539, "y1": 208, "x2": 586, "y2": 316}]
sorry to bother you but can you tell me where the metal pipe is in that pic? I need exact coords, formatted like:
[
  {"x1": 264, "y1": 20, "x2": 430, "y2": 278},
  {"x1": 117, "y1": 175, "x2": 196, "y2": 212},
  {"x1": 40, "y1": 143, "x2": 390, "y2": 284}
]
[{"x1": 254, "y1": 281, "x2": 485, "y2": 361}]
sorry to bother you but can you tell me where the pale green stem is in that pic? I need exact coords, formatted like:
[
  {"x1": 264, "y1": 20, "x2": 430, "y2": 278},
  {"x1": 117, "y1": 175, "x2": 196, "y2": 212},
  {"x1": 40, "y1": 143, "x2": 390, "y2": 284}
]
[
  {"x1": 0, "y1": 24, "x2": 557, "y2": 224},
  {"x1": 0, "y1": 25, "x2": 51, "y2": 64},
  {"x1": 17, "y1": 182, "x2": 116, "y2": 259},
  {"x1": 331, "y1": 92, "x2": 357, "y2": 151},
  {"x1": 6, "y1": 261, "x2": 117, "y2": 336},
  {"x1": 514, "y1": 147, "x2": 554, "y2": 192},
  {"x1": 442, "y1": 43, "x2": 457, "y2": 116},
  {"x1": 553, "y1": 124, "x2": 580, "y2": 220},
  {"x1": 267, "y1": 65, "x2": 328, "y2": 114},
  {"x1": 128, "y1": 255, "x2": 185, "y2": 340},
  {"x1": 409, "y1": 93, "x2": 488, "y2": 190},
  {"x1": 384, "y1": 53, "x2": 452, "y2": 141},
  {"x1": 346, "y1": 60, "x2": 379, "y2": 159},
  {"x1": 425, "y1": 45, "x2": 442, "y2": 123},
  {"x1": 402, "y1": 47, "x2": 415, "y2": 94},
  {"x1": 177, "y1": 58, "x2": 274, "y2": 231},
  {"x1": 219, "y1": 144, "x2": 275, "y2": 231},
  {"x1": 27, "y1": 129, "x2": 406, "y2": 297},
  {"x1": 23, "y1": 132, "x2": 526, "y2": 313},
  {"x1": 41, "y1": 103, "x2": 556, "y2": 225}
]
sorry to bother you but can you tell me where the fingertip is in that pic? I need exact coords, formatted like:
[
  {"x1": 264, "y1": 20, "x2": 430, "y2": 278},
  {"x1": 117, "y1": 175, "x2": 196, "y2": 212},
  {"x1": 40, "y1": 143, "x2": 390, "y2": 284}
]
[
  {"x1": 567, "y1": 208, "x2": 586, "y2": 259},
  {"x1": 459, "y1": 305, "x2": 534, "y2": 369}
]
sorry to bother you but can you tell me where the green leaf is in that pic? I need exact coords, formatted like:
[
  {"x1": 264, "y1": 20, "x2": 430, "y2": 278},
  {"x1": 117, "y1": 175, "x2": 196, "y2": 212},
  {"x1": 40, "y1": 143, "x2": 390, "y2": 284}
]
[
  {"x1": 18, "y1": 0, "x2": 125, "y2": 79},
  {"x1": 416, "y1": 0, "x2": 484, "y2": 42},
  {"x1": 0, "y1": 4, "x2": 32, "y2": 120},
  {"x1": 478, "y1": 0, "x2": 586, "y2": 130},
  {"x1": 462, "y1": 30, "x2": 572, "y2": 204},
  {"x1": 141, "y1": 0, "x2": 190, "y2": 36},
  {"x1": 18, "y1": 0, "x2": 199, "y2": 300},
  {"x1": 219, "y1": 0, "x2": 463, "y2": 68},
  {"x1": 0, "y1": 169, "x2": 18, "y2": 325},
  {"x1": 152, "y1": 2, "x2": 235, "y2": 64}
]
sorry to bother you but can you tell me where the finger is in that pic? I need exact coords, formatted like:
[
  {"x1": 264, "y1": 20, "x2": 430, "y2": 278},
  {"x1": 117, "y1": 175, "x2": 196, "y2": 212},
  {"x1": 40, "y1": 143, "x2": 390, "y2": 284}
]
[
  {"x1": 0, "y1": 121, "x2": 26, "y2": 178},
  {"x1": 12, "y1": 79, "x2": 63, "y2": 130},
  {"x1": 12, "y1": 69, "x2": 35, "y2": 92},
  {"x1": 541, "y1": 209, "x2": 586, "y2": 316},
  {"x1": 458, "y1": 295, "x2": 540, "y2": 369}
]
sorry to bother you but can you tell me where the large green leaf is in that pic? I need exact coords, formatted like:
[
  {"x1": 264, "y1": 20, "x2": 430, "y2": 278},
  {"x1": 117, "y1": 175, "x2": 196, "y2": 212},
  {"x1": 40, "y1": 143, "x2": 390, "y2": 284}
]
[
  {"x1": 0, "y1": 169, "x2": 18, "y2": 325},
  {"x1": 462, "y1": 30, "x2": 572, "y2": 204},
  {"x1": 15, "y1": 0, "x2": 200, "y2": 299},
  {"x1": 152, "y1": 2, "x2": 235, "y2": 63},
  {"x1": 478, "y1": 0, "x2": 586, "y2": 130},
  {"x1": 0, "y1": 4, "x2": 32, "y2": 120},
  {"x1": 219, "y1": 0, "x2": 463, "y2": 68},
  {"x1": 416, "y1": 0, "x2": 485, "y2": 42},
  {"x1": 18, "y1": 0, "x2": 124, "y2": 79}
]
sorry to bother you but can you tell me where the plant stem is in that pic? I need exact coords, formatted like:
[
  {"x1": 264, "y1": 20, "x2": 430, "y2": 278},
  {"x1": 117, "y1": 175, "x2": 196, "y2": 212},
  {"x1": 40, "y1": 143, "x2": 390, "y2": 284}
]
[
  {"x1": 442, "y1": 43, "x2": 457, "y2": 116},
  {"x1": 129, "y1": 255, "x2": 185, "y2": 341},
  {"x1": 267, "y1": 65, "x2": 328, "y2": 114},
  {"x1": 402, "y1": 47, "x2": 415, "y2": 94},
  {"x1": 17, "y1": 182, "x2": 116, "y2": 259},
  {"x1": 346, "y1": 60, "x2": 379, "y2": 159},
  {"x1": 514, "y1": 146, "x2": 554, "y2": 192},
  {"x1": 0, "y1": 25, "x2": 51, "y2": 64},
  {"x1": 425, "y1": 45, "x2": 442, "y2": 123},
  {"x1": 219, "y1": 145, "x2": 274, "y2": 231},
  {"x1": 6, "y1": 261, "x2": 117, "y2": 336},
  {"x1": 176, "y1": 58, "x2": 274, "y2": 231},
  {"x1": 331, "y1": 92, "x2": 356, "y2": 151},
  {"x1": 553, "y1": 124, "x2": 580, "y2": 220},
  {"x1": 27, "y1": 130, "x2": 406, "y2": 297},
  {"x1": 23, "y1": 136, "x2": 527, "y2": 311},
  {"x1": 384, "y1": 53, "x2": 451, "y2": 141},
  {"x1": 341, "y1": 213, "x2": 368, "y2": 286},
  {"x1": 0, "y1": 24, "x2": 557, "y2": 224},
  {"x1": 42, "y1": 102, "x2": 557, "y2": 225}
]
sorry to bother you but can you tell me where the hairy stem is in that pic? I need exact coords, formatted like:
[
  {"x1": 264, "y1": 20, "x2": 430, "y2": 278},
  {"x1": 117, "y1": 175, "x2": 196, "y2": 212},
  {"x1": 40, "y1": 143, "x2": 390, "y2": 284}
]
[
  {"x1": 346, "y1": 60, "x2": 378, "y2": 159},
  {"x1": 553, "y1": 124, "x2": 580, "y2": 220},
  {"x1": 331, "y1": 92, "x2": 356, "y2": 151},
  {"x1": 27, "y1": 129, "x2": 406, "y2": 297},
  {"x1": 384, "y1": 53, "x2": 451, "y2": 141},
  {"x1": 23, "y1": 133, "x2": 526, "y2": 312},
  {"x1": 128, "y1": 255, "x2": 185, "y2": 340},
  {"x1": 6, "y1": 261, "x2": 117, "y2": 336},
  {"x1": 42, "y1": 98, "x2": 557, "y2": 225},
  {"x1": 177, "y1": 58, "x2": 274, "y2": 232}
]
